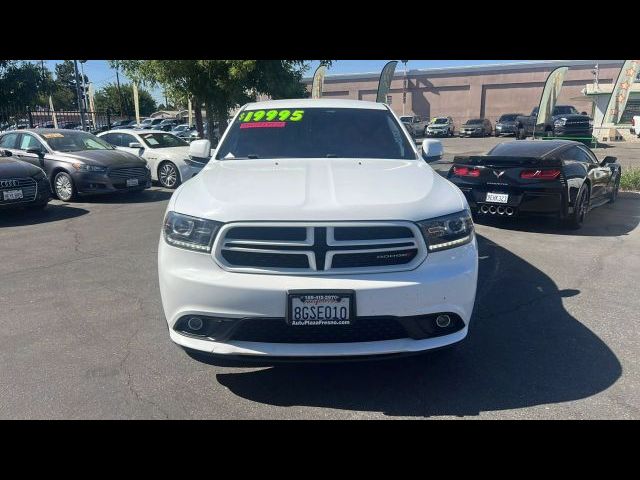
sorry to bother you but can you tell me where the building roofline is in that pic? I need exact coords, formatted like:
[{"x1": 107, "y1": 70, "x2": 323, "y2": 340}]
[{"x1": 303, "y1": 60, "x2": 625, "y2": 83}]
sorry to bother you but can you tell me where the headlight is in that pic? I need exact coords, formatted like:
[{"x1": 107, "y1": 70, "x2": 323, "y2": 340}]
[
  {"x1": 554, "y1": 118, "x2": 567, "y2": 127},
  {"x1": 163, "y1": 211, "x2": 222, "y2": 253},
  {"x1": 417, "y1": 210, "x2": 474, "y2": 252},
  {"x1": 72, "y1": 163, "x2": 107, "y2": 173}
]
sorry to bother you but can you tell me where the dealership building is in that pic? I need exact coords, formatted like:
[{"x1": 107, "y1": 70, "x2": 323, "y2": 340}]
[{"x1": 304, "y1": 60, "x2": 639, "y2": 137}]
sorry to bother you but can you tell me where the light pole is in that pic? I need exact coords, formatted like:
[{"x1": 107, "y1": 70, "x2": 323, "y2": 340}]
[
  {"x1": 79, "y1": 60, "x2": 89, "y2": 123},
  {"x1": 401, "y1": 60, "x2": 408, "y2": 116},
  {"x1": 73, "y1": 60, "x2": 86, "y2": 130}
]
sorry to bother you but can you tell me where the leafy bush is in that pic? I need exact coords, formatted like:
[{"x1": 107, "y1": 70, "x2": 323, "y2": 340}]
[{"x1": 620, "y1": 168, "x2": 640, "y2": 191}]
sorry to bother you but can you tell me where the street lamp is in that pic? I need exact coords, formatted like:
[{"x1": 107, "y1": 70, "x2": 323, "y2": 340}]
[{"x1": 401, "y1": 60, "x2": 408, "y2": 116}]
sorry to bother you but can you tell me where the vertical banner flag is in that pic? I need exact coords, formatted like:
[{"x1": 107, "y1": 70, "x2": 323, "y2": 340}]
[
  {"x1": 311, "y1": 65, "x2": 327, "y2": 99},
  {"x1": 376, "y1": 61, "x2": 398, "y2": 103},
  {"x1": 188, "y1": 98, "x2": 193, "y2": 128},
  {"x1": 49, "y1": 95, "x2": 58, "y2": 129},
  {"x1": 535, "y1": 66, "x2": 568, "y2": 137},
  {"x1": 88, "y1": 82, "x2": 96, "y2": 127},
  {"x1": 133, "y1": 83, "x2": 140, "y2": 126},
  {"x1": 602, "y1": 60, "x2": 640, "y2": 126}
]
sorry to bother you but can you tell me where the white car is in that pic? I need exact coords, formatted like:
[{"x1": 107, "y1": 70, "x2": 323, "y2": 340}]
[
  {"x1": 98, "y1": 130, "x2": 208, "y2": 188},
  {"x1": 158, "y1": 99, "x2": 478, "y2": 360},
  {"x1": 633, "y1": 116, "x2": 640, "y2": 137}
]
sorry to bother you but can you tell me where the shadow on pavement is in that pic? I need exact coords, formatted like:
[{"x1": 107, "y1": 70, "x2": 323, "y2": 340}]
[
  {"x1": 80, "y1": 188, "x2": 173, "y2": 204},
  {"x1": 474, "y1": 192, "x2": 640, "y2": 237},
  {"x1": 0, "y1": 203, "x2": 89, "y2": 227},
  {"x1": 210, "y1": 234, "x2": 621, "y2": 417}
]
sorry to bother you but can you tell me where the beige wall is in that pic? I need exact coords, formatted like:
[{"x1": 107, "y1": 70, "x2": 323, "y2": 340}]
[{"x1": 309, "y1": 63, "x2": 622, "y2": 125}]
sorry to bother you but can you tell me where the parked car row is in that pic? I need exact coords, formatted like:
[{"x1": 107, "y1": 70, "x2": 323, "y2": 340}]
[{"x1": 0, "y1": 127, "x2": 214, "y2": 210}]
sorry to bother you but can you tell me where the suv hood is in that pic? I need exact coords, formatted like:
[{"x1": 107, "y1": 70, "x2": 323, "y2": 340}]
[
  {"x1": 171, "y1": 158, "x2": 466, "y2": 222},
  {"x1": 55, "y1": 149, "x2": 146, "y2": 167}
]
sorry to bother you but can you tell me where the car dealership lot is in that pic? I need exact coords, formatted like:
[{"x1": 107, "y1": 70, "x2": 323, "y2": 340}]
[{"x1": 1, "y1": 139, "x2": 640, "y2": 419}]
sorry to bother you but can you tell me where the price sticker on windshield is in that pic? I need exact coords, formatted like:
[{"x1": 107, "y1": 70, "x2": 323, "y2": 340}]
[
  {"x1": 42, "y1": 133, "x2": 64, "y2": 138},
  {"x1": 238, "y1": 109, "x2": 304, "y2": 128}
]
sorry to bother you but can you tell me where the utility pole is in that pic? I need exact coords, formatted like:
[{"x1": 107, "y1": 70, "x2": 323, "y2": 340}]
[
  {"x1": 114, "y1": 61, "x2": 124, "y2": 118},
  {"x1": 73, "y1": 60, "x2": 86, "y2": 130}
]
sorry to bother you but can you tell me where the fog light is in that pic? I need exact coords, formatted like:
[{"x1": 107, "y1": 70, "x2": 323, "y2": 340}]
[
  {"x1": 435, "y1": 315, "x2": 451, "y2": 328},
  {"x1": 187, "y1": 316, "x2": 204, "y2": 331}
]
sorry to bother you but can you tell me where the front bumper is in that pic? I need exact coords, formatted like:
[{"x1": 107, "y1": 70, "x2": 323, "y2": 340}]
[
  {"x1": 73, "y1": 170, "x2": 151, "y2": 195},
  {"x1": 158, "y1": 236, "x2": 478, "y2": 357},
  {"x1": 460, "y1": 129, "x2": 483, "y2": 137},
  {"x1": 552, "y1": 126, "x2": 593, "y2": 137},
  {"x1": 495, "y1": 125, "x2": 517, "y2": 135},
  {"x1": 426, "y1": 129, "x2": 449, "y2": 136}
]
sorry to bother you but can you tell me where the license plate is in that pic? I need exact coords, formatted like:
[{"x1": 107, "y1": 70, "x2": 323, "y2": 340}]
[
  {"x1": 486, "y1": 192, "x2": 509, "y2": 203},
  {"x1": 126, "y1": 178, "x2": 139, "y2": 187},
  {"x1": 3, "y1": 189, "x2": 23, "y2": 201},
  {"x1": 287, "y1": 290, "x2": 355, "y2": 326}
]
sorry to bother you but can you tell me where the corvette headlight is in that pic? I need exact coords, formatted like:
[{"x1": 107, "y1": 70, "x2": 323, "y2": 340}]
[
  {"x1": 163, "y1": 211, "x2": 222, "y2": 253},
  {"x1": 417, "y1": 210, "x2": 474, "y2": 252},
  {"x1": 72, "y1": 163, "x2": 107, "y2": 173},
  {"x1": 554, "y1": 118, "x2": 567, "y2": 127}
]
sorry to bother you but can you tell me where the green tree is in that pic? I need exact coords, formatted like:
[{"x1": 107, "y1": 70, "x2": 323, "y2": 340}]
[
  {"x1": 0, "y1": 61, "x2": 54, "y2": 109},
  {"x1": 94, "y1": 83, "x2": 157, "y2": 116},
  {"x1": 113, "y1": 60, "x2": 331, "y2": 142},
  {"x1": 51, "y1": 60, "x2": 89, "y2": 110}
]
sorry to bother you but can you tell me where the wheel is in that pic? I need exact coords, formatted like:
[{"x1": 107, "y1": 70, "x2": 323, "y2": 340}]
[
  {"x1": 609, "y1": 172, "x2": 621, "y2": 203},
  {"x1": 158, "y1": 161, "x2": 181, "y2": 189},
  {"x1": 53, "y1": 172, "x2": 76, "y2": 201},
  {"x1": 565, "y1": 185, "x2": 589, "y2": 229}
]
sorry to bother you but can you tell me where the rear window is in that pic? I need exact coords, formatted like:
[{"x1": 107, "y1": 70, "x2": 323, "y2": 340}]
[
  {"x1": 488, "y1": 141, "x2": 562, "y2": 157},
  {"x1": 216, "y1": 107, "x2": 415, "y2": 160}
]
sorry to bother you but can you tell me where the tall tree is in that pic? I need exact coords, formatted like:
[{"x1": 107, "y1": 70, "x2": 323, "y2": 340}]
[
  {"x1": 0, "y1": 61, "x2": 55, "y2": 109},
  {"x1": 113, "y1": 60, "x2": 331, "y2": 142},
  {"x1": 94, "y1": 83, "x2": 157, "y2": 116},
  {"x1": 52, "y1": 60, "x2": 88, "y2": 109}
]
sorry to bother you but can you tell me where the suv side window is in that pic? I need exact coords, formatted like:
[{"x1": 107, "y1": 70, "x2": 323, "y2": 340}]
[
  {"x1": 0, "y1": 132, "x2": 19, "y2": 149},
  {"x1": 562, "y1": 146, "x2": 596, "y2": 164},
  {"x1": 119, "y1": 134, "x2": 137, "y2": 147},
  {"x1": 19, "y1": 133, "x2": 45, "y2": 152}
]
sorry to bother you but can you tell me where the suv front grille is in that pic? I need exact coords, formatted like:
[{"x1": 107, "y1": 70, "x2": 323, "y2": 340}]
[
  {"x1": 0, "y1": 177, "x2": 37, "y2": 204},
  {"x1": 213, "y1": 222, "x2": 427, "y2": 275}
]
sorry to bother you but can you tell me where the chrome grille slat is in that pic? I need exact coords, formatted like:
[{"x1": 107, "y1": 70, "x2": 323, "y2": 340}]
[
  {"x1": 108, "y1": 167, "x2": 147, "y2": 180},
  {"x1": 213, "y1": 222, "x2": 427, "y2": 275}
]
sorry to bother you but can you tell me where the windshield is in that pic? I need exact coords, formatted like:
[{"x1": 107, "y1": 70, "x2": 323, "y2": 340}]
[
  {"x1": 42, "y1": 131, "x2": 114, "y2": 152},
  {"x1": 554, "y1": 106, "x2": 578, "y2": 115},
  {"x1": 139, "y1": 132, "x2": 189, "y2": 148},
  {"x1": 498, "y1": 114, "x2": 518, "y2": 122},
  {"x1": 216, "y1": 107, "x2": 415, "y2": 160},
  {"x1": 433, "y1": 118, "x2": 448, "y2": 124},
  {"x1": 465, "y1": 119, "x2": 483, "y2": 125}
]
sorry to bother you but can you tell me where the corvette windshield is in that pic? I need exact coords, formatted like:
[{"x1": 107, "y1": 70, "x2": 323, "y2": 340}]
[{"x1": 216, "y1": 107, "x2": 415, "y2": 160}]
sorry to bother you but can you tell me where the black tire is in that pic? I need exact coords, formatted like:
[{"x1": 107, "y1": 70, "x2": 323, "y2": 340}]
[
  {"x1": 53, "y1": 171, "x2": 76, "y2": 202},
  {"x1": 609, "y1": 172, "x2": 621, "y2": 203},
  {"x1": 565, "y1": 185, "x2": 589, "y2": 229},
  {"x1": 158, "y1": 161, "x2": 181, "y2": 189}
]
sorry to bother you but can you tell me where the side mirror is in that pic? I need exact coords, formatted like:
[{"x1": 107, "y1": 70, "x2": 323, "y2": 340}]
[
  {"x1": 189, "y1": 139, "x2": 211, "y2": 159},
  {"x1": 421, "y1": 139, "x2": 443, "y2": 162},
  {"x1": 26, "y1": 147, "x2": 44, "y2": 157},
  {"x1": 129, "y1": 142, "x2": 143, "y2": 149},
  {"x1": 601, "y1": 156, "x2": 617, "y2": 166}
]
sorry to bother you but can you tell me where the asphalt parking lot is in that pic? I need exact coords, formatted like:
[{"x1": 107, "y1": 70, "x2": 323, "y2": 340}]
[{"x1": 1, "y1": 137, "x2": 639, "y2": 419}]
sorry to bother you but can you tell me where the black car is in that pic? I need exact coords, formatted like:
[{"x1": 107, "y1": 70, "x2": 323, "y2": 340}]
[
  {"x1": 516, "y1": 105, "x2": 592, "y2": 139},
  {"x1": 495, "y1": 113, "x2": 523, "y2": 137},
  {"x1": 110, "y1": 119, "x2": 136, "y2": 129},
  {"x1": 0, "y1": 150, "x2": 50, "y2": 210},
  {"x1": 0, "y1": 129, "x2": 151, "y2": 201},
  {"x1": 447, "y1": 140, "x2": 621, "y2": 228}
]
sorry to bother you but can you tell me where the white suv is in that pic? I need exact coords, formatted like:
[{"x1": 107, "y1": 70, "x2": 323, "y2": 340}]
[{"x1": 158, "y1": 99, "x2": 478, "y2": 360}]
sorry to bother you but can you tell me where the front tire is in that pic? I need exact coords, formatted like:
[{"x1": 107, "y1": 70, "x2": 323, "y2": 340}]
[
  {"x1": 53, "y1": 172, "x2": 76, "y2": 202},
  {"x1": 158, "y1": 161, "x2": 181, "y2": 189},
  {"x1": 609, "y1": 172, "x2": 621, "y2": 203}
]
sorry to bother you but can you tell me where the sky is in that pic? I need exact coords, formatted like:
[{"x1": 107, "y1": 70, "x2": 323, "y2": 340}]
[{"x1": 37, "y1": 60, "x2": 533, "y2": 105}]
